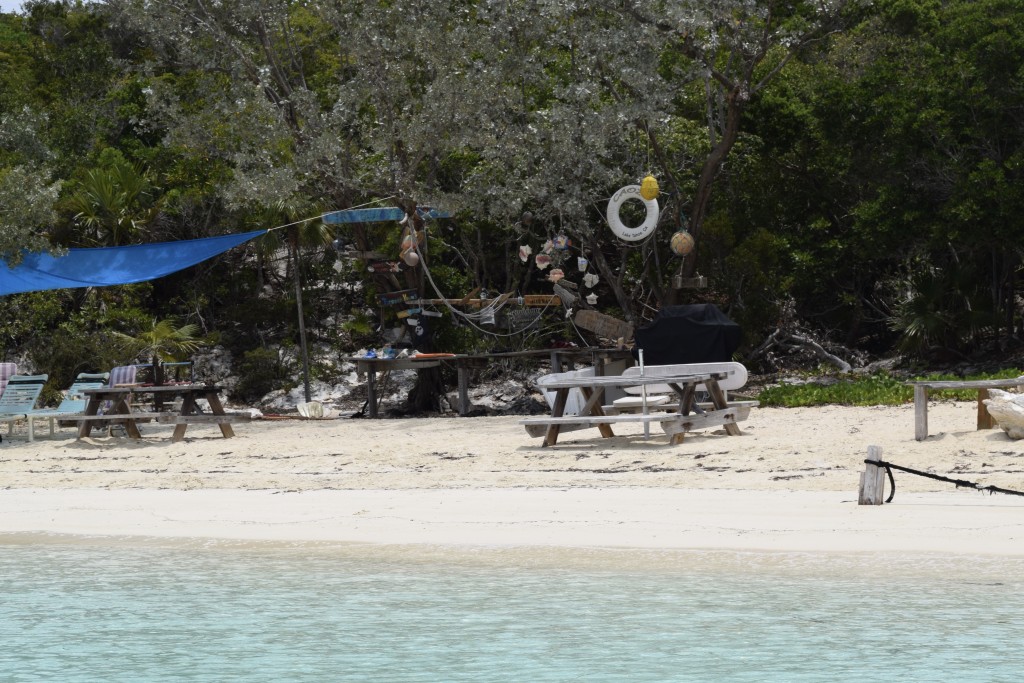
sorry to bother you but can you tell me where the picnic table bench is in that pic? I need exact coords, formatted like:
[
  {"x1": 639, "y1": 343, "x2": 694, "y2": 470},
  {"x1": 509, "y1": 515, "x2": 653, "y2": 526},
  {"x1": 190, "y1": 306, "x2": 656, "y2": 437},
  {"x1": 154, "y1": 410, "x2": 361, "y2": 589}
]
[
  {"x1": 77, "y1": 384, "x2": 249, "y2": 442},
  {"x1": 521, "y1": 371, "x2": 749, "y2": 446},
  {"x1": 907, "y1": 377, "x2": 1024, "y2": 440}
]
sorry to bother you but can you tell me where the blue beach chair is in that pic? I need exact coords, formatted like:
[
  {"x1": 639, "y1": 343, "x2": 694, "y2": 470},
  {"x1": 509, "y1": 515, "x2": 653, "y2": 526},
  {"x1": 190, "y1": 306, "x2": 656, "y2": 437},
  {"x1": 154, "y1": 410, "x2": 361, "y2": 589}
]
[
  {"x1": 0, "y1": 374, "x2": 49, "y2": 440},
  {"x1": 25, "y1": 372, "x2": 110, "y2": 441}
]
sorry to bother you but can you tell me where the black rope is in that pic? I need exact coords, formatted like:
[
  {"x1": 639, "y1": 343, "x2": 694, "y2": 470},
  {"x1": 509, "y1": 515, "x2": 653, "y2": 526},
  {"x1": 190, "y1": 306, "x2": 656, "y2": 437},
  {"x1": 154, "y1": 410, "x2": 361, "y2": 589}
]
[{"x1": 865, "y1": 459, "x2": 1024, "y2": 503}]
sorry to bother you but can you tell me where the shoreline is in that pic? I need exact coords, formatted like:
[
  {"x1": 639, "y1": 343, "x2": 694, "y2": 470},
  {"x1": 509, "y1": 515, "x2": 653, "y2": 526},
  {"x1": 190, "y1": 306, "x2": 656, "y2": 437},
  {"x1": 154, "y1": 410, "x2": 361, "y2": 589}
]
[
  {"x1": 2, "y1": 487, "x2": 1023, "y2": 558},
  {"x1": 2, "y1": 401, "x2": 1023, "y2": 563}
]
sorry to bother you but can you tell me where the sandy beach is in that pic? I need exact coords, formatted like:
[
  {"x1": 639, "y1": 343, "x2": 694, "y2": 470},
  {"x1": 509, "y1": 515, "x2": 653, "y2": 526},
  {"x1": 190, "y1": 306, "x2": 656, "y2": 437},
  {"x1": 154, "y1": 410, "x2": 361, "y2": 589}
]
[{"x1": 2, "y1": 400, "x2": 1023, "y2": 557}]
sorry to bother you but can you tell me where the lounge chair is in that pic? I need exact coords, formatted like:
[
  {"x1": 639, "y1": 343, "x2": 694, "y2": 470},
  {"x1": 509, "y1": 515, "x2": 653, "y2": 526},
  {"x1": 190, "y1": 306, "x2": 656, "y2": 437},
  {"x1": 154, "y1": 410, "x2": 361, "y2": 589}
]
[
  {"x1": 0, "y1": 374, "x2": 49, "y2": 439},
  {"x1": 25, "y1": 372, "x2": 109, "y2": 441},
  {"x1": 0, "y1": 362, "x2": 16, "y2": 397}
]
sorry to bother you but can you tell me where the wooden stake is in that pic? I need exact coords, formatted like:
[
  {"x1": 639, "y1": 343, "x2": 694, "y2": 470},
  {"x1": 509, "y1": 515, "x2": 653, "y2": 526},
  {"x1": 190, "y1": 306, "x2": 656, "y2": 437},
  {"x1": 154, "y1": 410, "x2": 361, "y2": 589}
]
[{"x1": 858, "y1": 445, "x2": 885, "y2": 505}]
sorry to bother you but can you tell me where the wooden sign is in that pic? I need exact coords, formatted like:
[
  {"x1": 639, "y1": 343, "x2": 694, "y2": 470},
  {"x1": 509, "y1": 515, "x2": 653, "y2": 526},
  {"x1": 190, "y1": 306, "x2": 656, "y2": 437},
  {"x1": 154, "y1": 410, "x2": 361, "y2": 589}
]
[
  {"x1": 574, "y1": 309, "x2": 633, "y2": 341},
  {"x1": 672, "y1": 275, "x2": 708, "y2": 289},
  {"x1": 397, "y1": 307, "x2": 422, "y2": 319},
  {"x1": 377, "y1": 289, "x2": 418, "y2": 306}
]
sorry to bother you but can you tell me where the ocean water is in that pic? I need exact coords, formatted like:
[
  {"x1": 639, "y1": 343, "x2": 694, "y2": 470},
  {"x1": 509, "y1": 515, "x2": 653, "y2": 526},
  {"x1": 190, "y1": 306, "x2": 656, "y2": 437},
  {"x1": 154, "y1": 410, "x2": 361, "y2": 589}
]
[{"x1": 1, "y1": 539, "x2": 1023, "y2": 682}]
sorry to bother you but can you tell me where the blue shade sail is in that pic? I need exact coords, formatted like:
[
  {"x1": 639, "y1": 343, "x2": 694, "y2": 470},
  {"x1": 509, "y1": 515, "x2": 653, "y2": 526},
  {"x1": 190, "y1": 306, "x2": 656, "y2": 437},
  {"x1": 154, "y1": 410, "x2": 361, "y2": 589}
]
[
  {"x1": 0, "y1": 230, "x2": 267, "y2": 296},
  {"x1": 321, "y1": 207, "x2": 450, "y2": 224}
]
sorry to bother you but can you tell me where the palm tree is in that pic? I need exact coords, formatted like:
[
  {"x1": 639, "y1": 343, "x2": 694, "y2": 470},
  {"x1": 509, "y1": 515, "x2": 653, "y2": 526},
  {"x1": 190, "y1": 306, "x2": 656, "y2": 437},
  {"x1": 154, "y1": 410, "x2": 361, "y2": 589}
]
[
  {"x1": 66, "y1": 160, "x2": 162, "y2": 246},
  {"x1": 110, "y1": 318, "x2": 205, "y2": 386}
]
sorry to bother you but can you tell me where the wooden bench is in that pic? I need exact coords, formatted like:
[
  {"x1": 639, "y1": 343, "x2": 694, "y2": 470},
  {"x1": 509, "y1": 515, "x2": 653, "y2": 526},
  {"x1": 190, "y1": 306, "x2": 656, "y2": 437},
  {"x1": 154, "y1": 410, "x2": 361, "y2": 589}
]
[
  {"x1": 156, "y1": 413, "x2": 251, "y2": 425},
  {"x1": 521, "y1": 405, "x2": 752, "y2": 441},
  {"x1": 907, "y1": 377, "x2": 1024, "y2": 440}
]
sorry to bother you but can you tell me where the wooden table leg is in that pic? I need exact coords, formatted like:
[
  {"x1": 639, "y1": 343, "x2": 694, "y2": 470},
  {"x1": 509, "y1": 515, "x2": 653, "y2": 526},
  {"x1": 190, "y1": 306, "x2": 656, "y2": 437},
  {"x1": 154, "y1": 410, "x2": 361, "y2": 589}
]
[
  {"x1": 77, "y1": 398, "x2": 101, "y2": 438},
  {"x1": 914, "y1": 385, "x2": 929, "y2": 441},
  {"x1": 667, "y1": 382, "x2": 698, "y2": 445},
  {"x1": 170, "y1": 394, "x2": 197, "y2": 442},
  {"x1": 544, "y1": 389, "x2": 569, "y2": 447},
  {"x1": 366, "y1": 366, "x2": 379, "y2": 418},
  {"x1": 206, "y1": 391, "x2": 235, "y2": 438},
  {"x1": 457, "y1": 364, "x2": 471, "y2": 415},
  {"x1": 108, "y1": 397, "x2": 142, "y2": 439},
  {"x1": 705, "y1": 378, "x2": 741, "y2": 436},
  {"x1": 579, "y1": 387, "x2": 614, "y2": 438}
]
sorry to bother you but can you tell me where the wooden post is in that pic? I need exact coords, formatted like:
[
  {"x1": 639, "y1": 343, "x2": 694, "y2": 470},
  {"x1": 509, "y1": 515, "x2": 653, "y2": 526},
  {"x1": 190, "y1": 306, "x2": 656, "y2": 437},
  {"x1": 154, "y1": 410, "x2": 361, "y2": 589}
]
[
  {"x1": 858, "y1": 445, "x2": 886, "y2": 505},
  {"x1": 366, "y1": 366, "x2": 378, "y2": 418},
  {"x1": 977, "y1": 388, "x2": 995, "y2": 430},
  {"x1": 457, "y1": 364, "x2": 471, "y2": 415},
  {"x1": 913, "y1": 385, "x2": 929, "y2": 441}
]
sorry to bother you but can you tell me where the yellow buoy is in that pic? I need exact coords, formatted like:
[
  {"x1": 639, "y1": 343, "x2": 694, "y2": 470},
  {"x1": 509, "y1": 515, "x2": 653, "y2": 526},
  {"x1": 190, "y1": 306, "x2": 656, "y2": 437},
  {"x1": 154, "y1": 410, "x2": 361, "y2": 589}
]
[{"x1": 640, "y1": 175, "x2": 660, "y2": 200}]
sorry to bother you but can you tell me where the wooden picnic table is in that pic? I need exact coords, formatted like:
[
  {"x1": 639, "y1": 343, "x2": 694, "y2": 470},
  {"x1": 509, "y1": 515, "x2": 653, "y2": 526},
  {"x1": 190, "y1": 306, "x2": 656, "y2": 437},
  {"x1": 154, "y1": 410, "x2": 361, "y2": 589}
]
[
  {"x1": 77, "y1": 384, "x2": 247, "y2": 442},
  {"x1": 520, "y1": 372, "x2": 745, "y2": 447},
  {"x1": 907, "y1": 377, "x2": 1024, "y2": 440}
]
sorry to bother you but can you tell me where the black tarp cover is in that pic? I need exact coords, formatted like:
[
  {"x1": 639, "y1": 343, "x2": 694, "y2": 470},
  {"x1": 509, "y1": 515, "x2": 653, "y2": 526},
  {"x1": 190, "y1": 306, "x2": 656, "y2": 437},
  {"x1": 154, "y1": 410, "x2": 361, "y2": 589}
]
[{"x1": 633, "y1": 304, "x2": 741, "y2": 365}]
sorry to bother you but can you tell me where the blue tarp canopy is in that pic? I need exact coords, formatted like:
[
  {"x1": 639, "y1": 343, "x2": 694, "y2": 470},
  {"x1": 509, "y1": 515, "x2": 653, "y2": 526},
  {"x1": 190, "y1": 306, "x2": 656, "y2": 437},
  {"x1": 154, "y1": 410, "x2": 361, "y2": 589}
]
[
  {"x1": 0, "y1": 230, "x2": 266, "y2": 296},
  {"x1": 322, "y1": 207, "x2": 450, "y2": 224}
]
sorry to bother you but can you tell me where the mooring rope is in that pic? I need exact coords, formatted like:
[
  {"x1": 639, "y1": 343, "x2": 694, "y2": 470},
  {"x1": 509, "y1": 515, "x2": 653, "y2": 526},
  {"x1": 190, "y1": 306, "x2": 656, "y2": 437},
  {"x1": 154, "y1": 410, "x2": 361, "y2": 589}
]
[{"x1": 865, "y1": 459, "x2": 1024, "y2": 503}]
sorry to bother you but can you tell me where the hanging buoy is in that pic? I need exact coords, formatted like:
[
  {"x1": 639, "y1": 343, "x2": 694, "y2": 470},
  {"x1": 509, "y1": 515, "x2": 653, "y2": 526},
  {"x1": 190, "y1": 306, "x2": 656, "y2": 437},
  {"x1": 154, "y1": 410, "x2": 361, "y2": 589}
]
[
  {"x1": 607, "y1": 185, "x2": 659, "y2": 241},
  {"x1": 640, "y1": 175, "x2": 660, "y2": 200},
  {"x1": 669, "y1": 230, "x2": 695, "y2": 256}
]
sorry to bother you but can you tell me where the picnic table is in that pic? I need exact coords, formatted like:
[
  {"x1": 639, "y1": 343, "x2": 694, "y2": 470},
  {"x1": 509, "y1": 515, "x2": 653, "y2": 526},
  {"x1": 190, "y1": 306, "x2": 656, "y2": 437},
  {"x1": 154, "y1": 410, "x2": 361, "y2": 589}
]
[
  {"x1": 907, "y1": 377, "x2": 1024, "y2": 440},
  {"x1": 520, "y1": 372, "x2": 749, "y2": 446},
  {"x1": 76, "y1": 384, "x2": 248, "y2": 441}
]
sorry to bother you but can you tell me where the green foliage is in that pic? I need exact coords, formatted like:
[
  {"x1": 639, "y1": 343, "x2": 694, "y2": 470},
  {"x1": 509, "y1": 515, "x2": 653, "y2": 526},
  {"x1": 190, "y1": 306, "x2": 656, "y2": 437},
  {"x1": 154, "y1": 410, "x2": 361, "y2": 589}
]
[
  {"x1": 64, "y1": 150, "x2": 162, "y2": 246},
  {"x1": 108, "y1": 317, "x2": 205, "y2": 364},
  {"x1": 758, "y1": 369, "x2": 1024, "y2": 407},
  {"x1": 232, "y1": 347, "x2": 289, "y2": 404}
]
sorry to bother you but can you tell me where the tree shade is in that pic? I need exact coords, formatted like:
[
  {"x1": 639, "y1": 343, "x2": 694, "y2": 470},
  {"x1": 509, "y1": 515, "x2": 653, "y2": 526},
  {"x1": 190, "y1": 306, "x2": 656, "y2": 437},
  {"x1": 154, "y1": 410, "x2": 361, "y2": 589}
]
[{"x1": 0, "y1": 230, "x2": 266, "y2": 296}]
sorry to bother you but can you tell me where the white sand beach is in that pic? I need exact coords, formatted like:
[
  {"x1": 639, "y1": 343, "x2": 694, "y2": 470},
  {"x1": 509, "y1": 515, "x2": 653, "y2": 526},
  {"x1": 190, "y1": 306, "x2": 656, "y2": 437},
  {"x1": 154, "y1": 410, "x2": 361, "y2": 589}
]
[{"x1": 2, "y1": 400, "x2": 1023, "y2": 557}]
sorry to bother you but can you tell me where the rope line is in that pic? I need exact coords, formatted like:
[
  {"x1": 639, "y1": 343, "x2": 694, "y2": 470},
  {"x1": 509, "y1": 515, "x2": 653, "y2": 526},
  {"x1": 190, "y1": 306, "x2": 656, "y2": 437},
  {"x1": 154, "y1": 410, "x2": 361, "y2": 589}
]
[{"x1": 865, "y1": 459, "x2": 1024, "y2": 503}]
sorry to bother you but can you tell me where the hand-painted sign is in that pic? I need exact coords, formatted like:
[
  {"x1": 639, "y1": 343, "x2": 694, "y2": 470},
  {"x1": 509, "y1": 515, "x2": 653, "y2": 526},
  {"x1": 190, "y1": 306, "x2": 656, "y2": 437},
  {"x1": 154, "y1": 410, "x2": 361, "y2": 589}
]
[{"x1": 377, "y1": 289, "x2": 418, "y2": 306}]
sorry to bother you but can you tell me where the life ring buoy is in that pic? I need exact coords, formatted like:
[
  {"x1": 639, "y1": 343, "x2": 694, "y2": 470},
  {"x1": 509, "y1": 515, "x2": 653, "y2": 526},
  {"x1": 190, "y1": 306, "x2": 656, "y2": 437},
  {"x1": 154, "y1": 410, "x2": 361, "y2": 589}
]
[{"x1": 606, "y1": 185, "x2": 659, "y2": 241}]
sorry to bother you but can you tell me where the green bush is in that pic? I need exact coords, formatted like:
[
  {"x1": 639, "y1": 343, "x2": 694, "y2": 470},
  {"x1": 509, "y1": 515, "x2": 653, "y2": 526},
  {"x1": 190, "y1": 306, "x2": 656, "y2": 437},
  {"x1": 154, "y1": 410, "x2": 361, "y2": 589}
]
[
  {"x1": 232, "y1": 347, "x2": 289, "y2": 404},
  {"x1": 757, "y1": 369, "x2": 1024, "y2": 407}
]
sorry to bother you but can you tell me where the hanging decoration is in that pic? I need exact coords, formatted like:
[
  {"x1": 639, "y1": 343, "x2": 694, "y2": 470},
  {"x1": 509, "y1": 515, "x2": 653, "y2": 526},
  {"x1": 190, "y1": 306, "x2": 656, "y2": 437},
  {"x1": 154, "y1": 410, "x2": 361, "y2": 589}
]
[
  {"x1": 552, "y1": 235, "x2": 571, "y2": 250},
  {"x1": 640, "y1": 175, "x2": 660, "y2": 200},
  {"x1": 669, "y1": 230, "x2": 695, "y2": 257},
  {"x1": 606, "y1": 184, "x2": 659, "y2": 241},
  {"x1": 548, "y1": 268, "x2": 564, "y2": 283},
  {"x1": 519, "y1": 245, "x2": 533, "y2": 263},
  {"x1": 577, "y1": 257, "x2": 588, "y2": 272},
  {"x1": 583, "y1": 272, "x2": 600, "y2": 288},
  {"x1": 535, "y1": 254, "x2": 552, "y2": 270},
  {"x1": 586, "y1": 292, "x2": 598, "y2": 305}
]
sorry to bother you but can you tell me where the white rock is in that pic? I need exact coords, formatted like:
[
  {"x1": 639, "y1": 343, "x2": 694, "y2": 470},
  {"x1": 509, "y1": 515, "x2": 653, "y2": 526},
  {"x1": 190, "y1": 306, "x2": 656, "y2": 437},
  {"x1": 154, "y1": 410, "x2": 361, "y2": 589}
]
[{"x1": 983, "y1": 389, "x2": 1024, "y2": 439}]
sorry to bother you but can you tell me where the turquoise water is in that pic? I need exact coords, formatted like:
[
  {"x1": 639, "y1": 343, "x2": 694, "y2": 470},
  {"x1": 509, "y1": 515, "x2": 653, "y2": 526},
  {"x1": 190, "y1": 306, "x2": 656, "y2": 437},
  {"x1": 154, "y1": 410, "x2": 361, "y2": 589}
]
[{"x1": 1, "y1": 540, "x2": 1023, "y2": 682}]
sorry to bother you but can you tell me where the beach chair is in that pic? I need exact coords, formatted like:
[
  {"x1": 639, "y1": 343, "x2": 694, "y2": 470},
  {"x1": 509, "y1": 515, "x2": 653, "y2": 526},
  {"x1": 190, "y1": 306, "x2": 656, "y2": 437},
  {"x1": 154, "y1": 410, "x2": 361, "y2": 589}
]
[
  {"x1": 0, "y1": 374, "x2": 49, "y2": 439},
  {"x1": 0, "y1": 362, "x2": 16, "y2": 397},
  {"x1": 24, "y1": 372, "x2": 109, "y2": 441},
  {"x1": 90, "y1": 365, "x2": 136, "y2": 431},
  {"x1": 108, "y1": 365, "x2": 138, "y2": 388}
]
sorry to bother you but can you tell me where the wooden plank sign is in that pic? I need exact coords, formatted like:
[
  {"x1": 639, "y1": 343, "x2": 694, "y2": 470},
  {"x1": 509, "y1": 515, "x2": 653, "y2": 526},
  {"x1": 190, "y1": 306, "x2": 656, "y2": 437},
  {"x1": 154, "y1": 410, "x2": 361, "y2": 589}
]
[
  {"x1": 397, "y1": 307, "x2": 422, "y2": 319},
  {"x1": 378, "y1": 289, "x2": 418, "y2": 306},
  {"x1": 574, "y1": 309, "x2": 633, "y2": 341}
]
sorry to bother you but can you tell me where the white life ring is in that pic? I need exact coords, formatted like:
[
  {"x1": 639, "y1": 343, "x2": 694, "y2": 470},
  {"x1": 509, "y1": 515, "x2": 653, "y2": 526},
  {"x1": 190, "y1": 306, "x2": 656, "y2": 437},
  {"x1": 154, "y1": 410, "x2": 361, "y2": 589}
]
[{"x1": 606, "y1": 185, "x2": 659, "y2": 241}]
